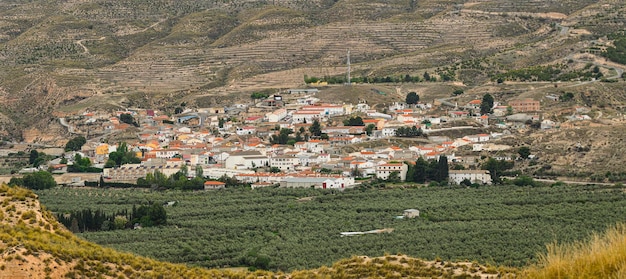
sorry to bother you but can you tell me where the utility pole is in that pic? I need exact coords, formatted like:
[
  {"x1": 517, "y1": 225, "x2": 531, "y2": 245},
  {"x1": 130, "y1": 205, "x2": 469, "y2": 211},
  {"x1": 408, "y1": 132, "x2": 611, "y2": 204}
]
[{"x1": 346, "y1": 49, "x2": 351, "y2": 86}]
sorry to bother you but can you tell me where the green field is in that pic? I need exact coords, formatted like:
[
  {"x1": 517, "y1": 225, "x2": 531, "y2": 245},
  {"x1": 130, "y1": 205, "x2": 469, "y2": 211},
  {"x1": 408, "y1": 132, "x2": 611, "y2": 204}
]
[{"x1": 35, "y1": 185, "x2": 626, "y2": 271}]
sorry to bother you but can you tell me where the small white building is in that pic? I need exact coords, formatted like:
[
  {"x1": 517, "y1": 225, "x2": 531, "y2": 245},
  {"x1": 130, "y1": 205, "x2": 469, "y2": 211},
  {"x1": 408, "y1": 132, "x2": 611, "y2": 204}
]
[
  {"x1": 204, "y1": 181, "x2": 226, "y2": 190},
  {"x1": 236, "y1": 126, "x2": 257, "y2": 135},
  {"x1": 403, "y1": 209, "x2": 420, "y2": 218},
  {"x1": 381, "y1": 127, "x2": 397, "y2": 137},
  {"x1": 448, "y1": 170, "x2": 492, "y2": 185}
]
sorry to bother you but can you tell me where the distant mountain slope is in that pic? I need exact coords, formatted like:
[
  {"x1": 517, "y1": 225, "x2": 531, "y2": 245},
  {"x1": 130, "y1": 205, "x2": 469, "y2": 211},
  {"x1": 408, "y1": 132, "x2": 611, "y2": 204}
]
[{"x1": 0, "y1": 0, "x2": 624, "y2": 139}]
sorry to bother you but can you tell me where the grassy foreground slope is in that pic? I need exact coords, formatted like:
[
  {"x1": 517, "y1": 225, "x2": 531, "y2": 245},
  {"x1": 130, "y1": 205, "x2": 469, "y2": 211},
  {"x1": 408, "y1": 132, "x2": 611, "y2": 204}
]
[{"x1": 1, "y1": 183, "x2": 626, "y2": 278}]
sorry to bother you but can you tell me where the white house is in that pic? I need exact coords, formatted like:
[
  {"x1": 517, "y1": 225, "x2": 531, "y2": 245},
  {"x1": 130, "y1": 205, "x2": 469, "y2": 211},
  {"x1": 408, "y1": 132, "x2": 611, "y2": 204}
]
[
  {"x1": 541, "y1": 119, "x2": 557, "y2": 130},
  {"x1": 376, "y1": 163, "x2": 408, "y2": 181},
  {"x1": 292, "y1": 110, "x2": 324, "y2": 124},
  {"x1": 306, "y1": 140, "x2": 326, "y2": 154},
  {"x1": 381, "y1": 127, "x2": 397, "y2": 137},
  {"x1": 355, "y1": 103, "x2": 370, "y2": 112},
  {"x1": 236, "y1": 126, "x2": 257, "y2": 135},
  {"x1": 464, "y1": 134, "x2": 490, "y2": 143},
  {"x1": 448, "y1": 170, "x2": 492, "y2": 185},
  {"x1": 155, "y1": 149, "x2": 182, "y2": 159},
  {"x1": 270, "y1": 156, "x2": 300, "y2": 171},
  {"x1": 266, "y1": 108, "x2": 287, "y2": 123}
]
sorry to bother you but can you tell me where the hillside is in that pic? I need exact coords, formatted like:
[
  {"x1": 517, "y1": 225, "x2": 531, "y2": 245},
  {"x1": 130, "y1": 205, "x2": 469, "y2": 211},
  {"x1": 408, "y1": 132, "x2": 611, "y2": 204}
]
[
  {"x1": 0, "y1": 0, "x2": 625, "y2": 139},
  {"x1": 0, "y1": 183, "x2": 518, "y2": 278},
  {"x1": 0, "y1": 184, "x2": 252, "y2": 278},
  {"x1": 2, "y1": 184, "x2": 626, "y2": 278}
]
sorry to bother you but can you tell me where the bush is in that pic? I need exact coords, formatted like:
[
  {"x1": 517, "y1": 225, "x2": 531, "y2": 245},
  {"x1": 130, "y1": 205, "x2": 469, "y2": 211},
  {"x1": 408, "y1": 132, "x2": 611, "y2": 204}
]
[{"x1": 513, "y1": 176, "x2": 536, "y2": 187}]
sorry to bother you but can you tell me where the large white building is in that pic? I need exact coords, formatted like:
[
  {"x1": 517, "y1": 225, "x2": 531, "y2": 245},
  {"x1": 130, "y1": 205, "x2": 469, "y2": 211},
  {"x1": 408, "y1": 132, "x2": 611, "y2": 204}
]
[
  {"x1": 376, "y1": 163, "x2": 408, "y2": 181},
  {"x1": 270, "y1": 156, "x2": 300, "y2": 171},
  {"x1": 301, "y1": 104, "x2": 344, "y2": 115},
  {"x1": 448, "y1": 170, "x2": 492, "y2": 185},
  {"x1": 224, "y1": 151, "x2": 269, "y2": 169},
  {"x1": 280, "y1": 176, "x2": 355, "y2": 189}
]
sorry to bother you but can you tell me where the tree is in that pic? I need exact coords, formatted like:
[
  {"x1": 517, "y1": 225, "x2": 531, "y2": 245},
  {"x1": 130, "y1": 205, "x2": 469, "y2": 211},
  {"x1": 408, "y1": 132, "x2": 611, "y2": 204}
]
[
  {"x1": 453, "y1": 89, "x2": 464, "y2": 96},
  {"x1": 179, "y1": 165, "x2": 189, "y2": 178},
  {"x1": 70, "y1": 218, "x2": 80, "y2": 233},
  {"x1": 74, "y1": 153, "x2": 91, "y2": 167},
  {"x1": 413, "y1": 157, "x2": 429, "y2": 183},
  {"x1": 561, "y1": 92, "x2": 574, "y2": 101},
  {"x1": 195, "y1": 165, "x2": 204, "y2": 178},
  {"x1": 481, "y1": 158, "x2": 514, "y2": 183},
  {"x1": 106, "y1": 142, "x2": 141, "y2": 167},
  {"x1": 387, "y1": 171, "x2": 401, "y2": 183},
  {"x1": 518, "y1": 146, "x2": 531, "y2": 159},
  {"x1": 436, "y1": 155, "x2": 449, "y2": 182},
  {"x1": 405, "y1": 92, "x2": 419, "y2": 104},
  {"x1": 309, "y1": 120, "x2": 322, "y2": 137},
  {"x1": 351, "y1": 165, "x2": 362, "y2": 178},
  {"x1": 132, "y1": 203, "x2": 167, "y2": 227},
  {"x1": 423, "y1": 72, "x2": 431, "y2": 81},
  {"x1": 343, "y1": 116, "x2": 364, "y2": 126},
  {"x1": 119, "y1": 113, "x2": 136, "y2": 126},
  {"x1": 395, "y1": 126, "x2": 424, "y2": 137},
  {"x1": 251, "y1": 92, "x2": 269, "y2": 99},
  {"x1": 29, "y1": 150, "x2": 39, "y2": 165},
  {"x1": 269, "y1": 167, "x2": 281, "y2": 173},
  {"x1": 513, "y1": 175, "x2": 536, "y2": 186},
  {"x1": 480, "y1": 93, "x2": 494, "y2": 115},
  {"x1": 10, "y1": 171, "x2": 56, "y2": 190},
  {"x1": 460, "y1": 178, "x2": 472, "y2": 187},
  {"x1": 65, "y1": 136, "x2": 87, "y2": 152},
  {"x1": 365, "y1": 124, "x2": 376, "y2": 136},
  {"x1": 270, "y1": 128, "x2": 293, "y2": 144}
]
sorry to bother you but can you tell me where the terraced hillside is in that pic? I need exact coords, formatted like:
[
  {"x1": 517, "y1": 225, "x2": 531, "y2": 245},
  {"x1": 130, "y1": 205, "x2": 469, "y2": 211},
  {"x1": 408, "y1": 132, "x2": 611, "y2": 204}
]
[{"x1": 0, "y1": 0, "x2": 624, "y2": 139}]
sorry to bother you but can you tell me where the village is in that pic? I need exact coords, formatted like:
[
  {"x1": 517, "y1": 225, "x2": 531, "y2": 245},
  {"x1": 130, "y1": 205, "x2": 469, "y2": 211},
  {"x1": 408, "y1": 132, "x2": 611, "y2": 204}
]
[{"x1": 9, "y1": 87, "x2": 595, "y2": 189}]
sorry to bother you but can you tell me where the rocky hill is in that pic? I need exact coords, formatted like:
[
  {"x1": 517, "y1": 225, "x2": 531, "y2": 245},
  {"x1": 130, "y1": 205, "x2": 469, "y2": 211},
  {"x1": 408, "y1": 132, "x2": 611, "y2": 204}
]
[{"x1": 0, "y1": 0, "x2": 625, "y2": 140}]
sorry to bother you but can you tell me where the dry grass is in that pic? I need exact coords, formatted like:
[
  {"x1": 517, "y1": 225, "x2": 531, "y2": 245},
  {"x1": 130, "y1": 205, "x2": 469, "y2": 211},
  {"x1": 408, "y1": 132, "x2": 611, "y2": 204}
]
[{"x1": 524, "y1": 223, "x2": 626, "y2": 279}]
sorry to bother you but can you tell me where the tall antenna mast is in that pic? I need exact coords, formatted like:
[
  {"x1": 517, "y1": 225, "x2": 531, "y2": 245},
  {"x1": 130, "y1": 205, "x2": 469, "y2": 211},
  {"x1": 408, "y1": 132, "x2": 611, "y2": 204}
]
[{"x1": 346, "y1": 49, "x2": 351, "y2": 86}]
